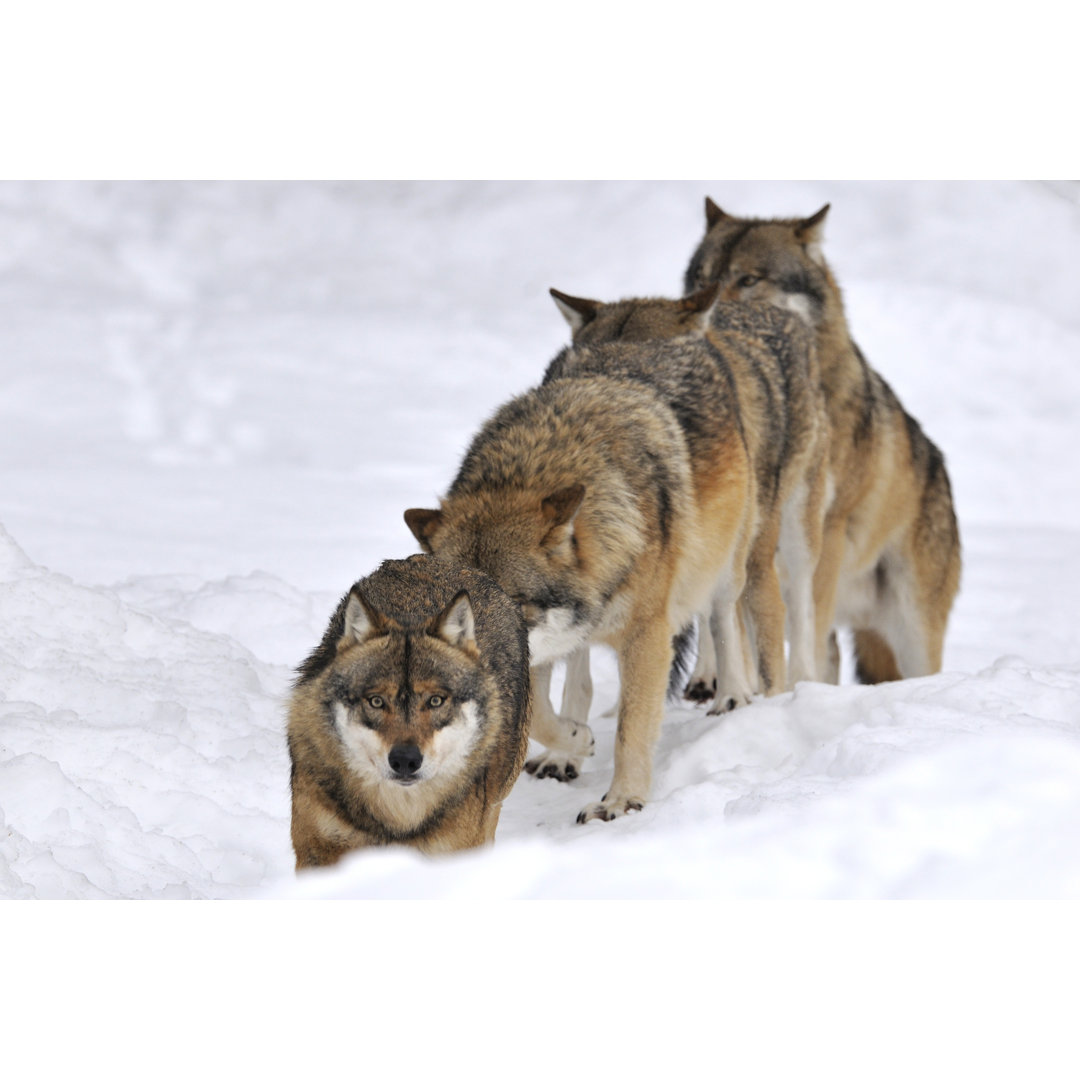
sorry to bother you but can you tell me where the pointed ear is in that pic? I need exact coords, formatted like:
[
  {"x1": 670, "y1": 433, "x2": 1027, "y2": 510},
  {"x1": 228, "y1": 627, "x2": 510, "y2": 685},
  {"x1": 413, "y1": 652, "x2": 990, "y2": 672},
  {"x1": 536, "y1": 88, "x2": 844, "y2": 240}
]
[
  {"x1": 541, "y1": 484, "x2": 585, "y2": 530},
  {"x1": 404, "y1": 508, "x2": 443, "y2": 553},
  {"x1": 550, "y1": 288, "x2": 600, "y2": 335},
  {"x1": 342, "y1": 589, "x2": 385, "y2": 645},
  {"x1": 705, "y1": 196, "x2": 728, "y2": 230},
  {"x1": 679, "y1": 280, "x2": 721, "y2": 317},
  {"x1": 432, "y1": 591, "x2": 477, "y2": 652},
  {"x1": 794, "y1": 203, "x2": 830, "y2": 243}
]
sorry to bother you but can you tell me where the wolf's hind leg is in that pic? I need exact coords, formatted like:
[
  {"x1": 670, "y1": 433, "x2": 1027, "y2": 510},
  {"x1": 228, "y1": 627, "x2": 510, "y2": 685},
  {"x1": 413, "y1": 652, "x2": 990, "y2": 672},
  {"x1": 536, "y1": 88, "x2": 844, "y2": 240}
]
[
  {"x1": 706, "y1": 583, "x2": 756, "y2": 715},
  {"x1": 683, "y1": 614, "x2": 718, "y2": 703}
]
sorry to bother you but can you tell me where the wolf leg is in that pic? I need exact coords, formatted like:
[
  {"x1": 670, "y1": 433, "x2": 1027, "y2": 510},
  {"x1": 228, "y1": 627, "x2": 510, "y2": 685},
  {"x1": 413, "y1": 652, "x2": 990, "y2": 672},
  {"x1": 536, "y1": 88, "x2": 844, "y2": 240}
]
[
  {"x1": 577, "y1": 616, "x2": 672, "y2": 822},
  {"x1": 825, "y1": 630, "x2": 841, "y2": 683},
  {"x1": 706, "y1": 579, "x2": 756, "y2": 715},
  {"x1": 779, "y1": 469, "x2": 826, "y2": 687},
  {"x1": 559, "y1": 644, "x2": 593, "y2": 726},
  {"x1": 683, "y1": 613, "x2": 718, "y2": 703},
  {"x1": 811, "y1": 512, "x2": 847, "y2": 683},
  {"x1": 525, "y1": 663, "x2": 595, "y2": 782},
  {"x1": 741, "y1": 529, "x2": 786, "y2": 696},
  {"x1": 478, "y1": 803, "x2": 503, "y2": 846}
]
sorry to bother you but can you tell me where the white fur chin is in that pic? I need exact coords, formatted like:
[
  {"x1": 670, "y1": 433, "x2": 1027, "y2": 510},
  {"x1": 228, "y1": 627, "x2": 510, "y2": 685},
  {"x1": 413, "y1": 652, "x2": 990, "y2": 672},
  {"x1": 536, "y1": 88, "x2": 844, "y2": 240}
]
[{"x1": 528, "y1": 608, "x2": 590, "y2": 666}]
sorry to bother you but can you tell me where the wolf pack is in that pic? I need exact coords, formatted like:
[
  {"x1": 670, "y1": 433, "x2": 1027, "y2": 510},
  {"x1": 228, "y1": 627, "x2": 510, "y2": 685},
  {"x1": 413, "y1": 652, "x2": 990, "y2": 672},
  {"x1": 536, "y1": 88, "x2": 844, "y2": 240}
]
[{"x1": 286, "y1": 197, "x2": 962, "y2": 870}]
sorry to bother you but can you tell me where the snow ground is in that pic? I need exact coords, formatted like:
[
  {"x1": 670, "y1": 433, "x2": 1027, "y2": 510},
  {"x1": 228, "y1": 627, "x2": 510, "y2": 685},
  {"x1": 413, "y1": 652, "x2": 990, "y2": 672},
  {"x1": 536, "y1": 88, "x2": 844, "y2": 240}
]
[{"x1": 1, "y1": 181, "x2": 1079, "y2": 899}]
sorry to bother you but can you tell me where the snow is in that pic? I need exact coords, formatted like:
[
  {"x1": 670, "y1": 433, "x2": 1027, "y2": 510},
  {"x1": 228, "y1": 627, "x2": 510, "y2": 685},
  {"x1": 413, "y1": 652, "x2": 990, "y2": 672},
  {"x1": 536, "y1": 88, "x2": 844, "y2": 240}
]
[{"x1": 2, "y1": 180, "x2": 1079, "y2": 899}]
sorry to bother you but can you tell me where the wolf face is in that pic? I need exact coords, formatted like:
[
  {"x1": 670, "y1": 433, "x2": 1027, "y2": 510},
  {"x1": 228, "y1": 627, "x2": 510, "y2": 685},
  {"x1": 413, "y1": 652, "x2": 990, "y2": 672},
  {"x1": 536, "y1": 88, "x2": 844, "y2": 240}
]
[
  {"x1": 683, "y1": 200, "x2": 832, "y2": 328},
  {"x1": 326, "y1": 590, "x2": 487, "y2": 794},
  {"x1": 405, "y1": 485, "x2": 592, "y2": 666}
]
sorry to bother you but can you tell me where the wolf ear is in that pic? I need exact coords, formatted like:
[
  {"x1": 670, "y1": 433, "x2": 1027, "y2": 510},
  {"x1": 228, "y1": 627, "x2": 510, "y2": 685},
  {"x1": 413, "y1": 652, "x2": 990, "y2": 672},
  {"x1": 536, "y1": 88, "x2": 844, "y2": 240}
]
[
  {"x1": 433, "y1": 591, "x2": 477, "y2": 652},
  {"x1": 705, "y1": 196, "x2": 728, "y2": 230},
  {"x1": 404, "y1": 508, "x2": 444, "y2": 553},
  {"x1": 680, "y1": 281, "x2": 721, "y2": 319},
  {"x1": 550, "y1": 288, "x2": 600, "y2": 335},
  {"x1": 794, "y1": 204, "x2": 830, "y2": 264},
  {"x1": 342, "y1": 590, "x2": 385, "y2": 645},
  {"x1": 541, "y1": 484, "x2": 586, "y2": 529}
]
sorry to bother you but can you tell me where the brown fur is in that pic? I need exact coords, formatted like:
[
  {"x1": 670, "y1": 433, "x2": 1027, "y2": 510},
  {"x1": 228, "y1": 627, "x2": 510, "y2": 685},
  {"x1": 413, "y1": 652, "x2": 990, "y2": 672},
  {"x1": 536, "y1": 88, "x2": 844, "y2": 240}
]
[
  {"x1": 547, "y1": 285, "x2": 830, "y2": 699},
  {"x1": 405, "y1": 374, "x2": 754, "y2": 822},
  {"x1": 685, "y1": 200, "x2": 961, "y2": 681},
  {"x1": 287, "y1": 555, "x2": 530, "y2": 869}
]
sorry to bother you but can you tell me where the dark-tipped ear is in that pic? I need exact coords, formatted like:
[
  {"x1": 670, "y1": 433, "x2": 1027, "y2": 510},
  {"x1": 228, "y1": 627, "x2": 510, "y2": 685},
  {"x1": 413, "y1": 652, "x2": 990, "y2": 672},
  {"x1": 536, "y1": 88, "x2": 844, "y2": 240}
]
[
  {"x1": 541, "y1": 485, "x2": 585, "y2": 529},
  {"x1": 794, "y1": 203, "x2": 830, "y2": 243},
  {"x1": 342, "y1": 589, "x2": 385, "y2": 645},
  {"x1": 705, "y1": 196, "x2": 728, "y2": 230},
  {"x1": 550, "y1": 289, "x2": 601, "y2": 335},
  {"x1": 404, "y1": 508, "x2": 444, "y2": 553},
  {"x1": 680, "y1": 280, "x2": 721, "y2": 316},
  {"x1": 433, "y1": 591, "x2": 476, "y2": 652}
]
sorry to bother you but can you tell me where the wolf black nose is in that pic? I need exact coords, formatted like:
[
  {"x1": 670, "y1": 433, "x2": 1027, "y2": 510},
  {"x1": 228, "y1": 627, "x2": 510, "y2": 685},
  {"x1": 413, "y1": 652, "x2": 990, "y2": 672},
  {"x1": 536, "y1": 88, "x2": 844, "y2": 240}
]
[{"x1": 388, "y1": 743, "x2": 423, "y2": 778}]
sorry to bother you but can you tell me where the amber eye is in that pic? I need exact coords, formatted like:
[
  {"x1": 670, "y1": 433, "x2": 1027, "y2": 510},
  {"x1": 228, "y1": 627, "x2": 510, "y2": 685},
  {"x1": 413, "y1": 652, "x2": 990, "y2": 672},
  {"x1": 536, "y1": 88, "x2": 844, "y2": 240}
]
[
  {"x1": 737, "y1": 274, "x2": 760, "y2": 288},
  {"x1": 427, "y1": 695, "x2": 445, "y2": 708},
  {"x1": 366, "y1": 695, "x2": 385, "y2": 709}
]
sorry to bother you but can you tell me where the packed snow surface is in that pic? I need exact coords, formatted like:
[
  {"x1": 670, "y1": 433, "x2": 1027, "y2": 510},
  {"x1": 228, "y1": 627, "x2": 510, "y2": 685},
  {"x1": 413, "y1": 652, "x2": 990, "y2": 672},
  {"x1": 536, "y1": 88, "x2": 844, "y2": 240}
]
[{"x1": 2, "y1": 181, "x2": 1078, "y2": 898}]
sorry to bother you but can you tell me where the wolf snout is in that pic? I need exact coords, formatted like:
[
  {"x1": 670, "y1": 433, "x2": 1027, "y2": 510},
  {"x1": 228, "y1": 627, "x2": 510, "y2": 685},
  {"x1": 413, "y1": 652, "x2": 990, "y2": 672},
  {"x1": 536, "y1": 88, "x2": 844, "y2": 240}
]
[{"x1": 388, "y1": 743, "x2": 423, "y2": 780}]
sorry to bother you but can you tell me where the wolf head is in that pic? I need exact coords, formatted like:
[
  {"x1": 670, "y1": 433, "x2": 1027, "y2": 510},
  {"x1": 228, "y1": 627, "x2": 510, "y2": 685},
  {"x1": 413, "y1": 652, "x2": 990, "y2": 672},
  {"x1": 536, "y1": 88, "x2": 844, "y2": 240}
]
[
  {"x1": 321, "y1": 584, "x2": 494, "y2": 797},
  {"x1": 549, "y1": 283, "x2": 720, "y2": 346},
  {"x1": 405, "y1": 485, "x2": 592, "y2": 666},
  {"x1": 683, "y1": 199, "x2": 835, "y2": 329}
]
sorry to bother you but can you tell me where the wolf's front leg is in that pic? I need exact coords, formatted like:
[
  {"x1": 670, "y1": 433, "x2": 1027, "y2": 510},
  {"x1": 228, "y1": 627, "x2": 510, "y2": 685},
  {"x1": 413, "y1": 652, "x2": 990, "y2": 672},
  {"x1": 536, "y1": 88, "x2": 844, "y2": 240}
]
[
  {"x1": 525, "y1": 662, "x2": 595, "y2": 782},
  {"x1": 576, "y1": 619, "x2": 671, "y2": 823},
  {"x1": 559, "y1": 644, "x2": 593, "y2": 726}
]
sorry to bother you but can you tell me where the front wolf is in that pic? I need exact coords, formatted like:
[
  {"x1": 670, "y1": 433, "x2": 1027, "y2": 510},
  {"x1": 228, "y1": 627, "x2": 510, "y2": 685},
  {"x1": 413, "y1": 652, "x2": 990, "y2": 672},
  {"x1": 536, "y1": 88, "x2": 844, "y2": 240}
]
[
  {"x1": 684, "y1": 199, "x2": 961, "y2": 681},
  {"x1": 287, "y1": 555, "x2": 530, "y2": 869},
  {"x1": 406, "y1": 374, "x2": 754, "y2": 822}
]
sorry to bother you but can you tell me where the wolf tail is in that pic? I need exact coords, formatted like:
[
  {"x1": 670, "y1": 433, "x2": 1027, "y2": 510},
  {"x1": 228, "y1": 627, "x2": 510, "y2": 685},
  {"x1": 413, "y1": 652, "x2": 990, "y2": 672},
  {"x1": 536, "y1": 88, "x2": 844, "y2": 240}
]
[
  {"x1": 667, "y1": 622, "x2": 695, "y2": 699},
  {"x1": 853, "y1": 628, "x2": 901, "y2": 683}
]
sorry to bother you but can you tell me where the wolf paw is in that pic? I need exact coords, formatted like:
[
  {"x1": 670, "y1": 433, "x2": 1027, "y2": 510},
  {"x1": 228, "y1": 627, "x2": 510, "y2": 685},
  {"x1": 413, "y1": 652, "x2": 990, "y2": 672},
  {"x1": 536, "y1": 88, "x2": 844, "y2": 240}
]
[
  {"x1": 568, "y1": 722, "x2": 596, "y2": 756},
  {"x1": 706, "y1": 691, "x2": 752, "y2": 716},
  {"x1": 683, "y1": 677, "x2": 717, "y2": 703},
  {"x1": 525, "y1": 751, "x2": 584, "y2": 782},
  {"x1": 576, "y1": 795, "x2": 645, "y2": 824}
]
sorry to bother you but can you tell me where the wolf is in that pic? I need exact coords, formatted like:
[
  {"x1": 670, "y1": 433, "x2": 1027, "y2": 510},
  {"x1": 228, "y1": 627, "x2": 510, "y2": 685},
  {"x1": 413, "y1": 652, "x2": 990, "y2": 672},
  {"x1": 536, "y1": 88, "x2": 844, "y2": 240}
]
[
  {"x1": 546, "y1": 284, "x2": 829, "y2": 703},
  {"x1": 405, "y1": 372, "x2": 754, "y2": 822},
  {"x1": 286, "y1": 554, "x2": 530, "y2": 869},
  {"x1": 684, "y1": 199, "x2": 961, "y2": 681}
]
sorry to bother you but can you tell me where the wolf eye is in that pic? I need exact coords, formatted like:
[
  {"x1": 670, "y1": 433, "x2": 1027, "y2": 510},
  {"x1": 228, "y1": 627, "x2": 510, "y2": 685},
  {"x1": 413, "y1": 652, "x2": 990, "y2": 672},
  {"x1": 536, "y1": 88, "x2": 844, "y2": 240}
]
[
  {"x1": 427, "y1": 695, "x2": 445, "y2": 708},
  {"x1": 737, "y1": 274, "x2": 761, "y2": 288},
  {"x1": 366, "y1": 695, "x2": 385, "y2": 709}
]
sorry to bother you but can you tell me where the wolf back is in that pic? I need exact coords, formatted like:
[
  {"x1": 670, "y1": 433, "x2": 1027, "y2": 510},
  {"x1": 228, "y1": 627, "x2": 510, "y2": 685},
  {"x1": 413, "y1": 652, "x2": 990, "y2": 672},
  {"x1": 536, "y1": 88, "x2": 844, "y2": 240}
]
[
  {"x1": 545, "y1": 288, "x2": 829, "y2": 699},
  {"x1": 405, "y1": 373, "x2": 754, "y2": 822}
]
